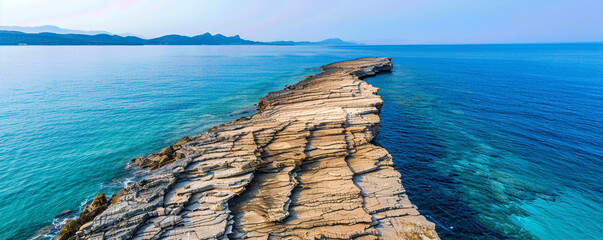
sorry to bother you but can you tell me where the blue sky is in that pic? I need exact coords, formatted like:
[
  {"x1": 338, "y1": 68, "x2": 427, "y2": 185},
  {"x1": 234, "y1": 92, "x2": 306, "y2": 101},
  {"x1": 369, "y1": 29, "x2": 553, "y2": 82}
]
[{"x1": 0, "y1": 0, "x2": 601, "y2": 44}]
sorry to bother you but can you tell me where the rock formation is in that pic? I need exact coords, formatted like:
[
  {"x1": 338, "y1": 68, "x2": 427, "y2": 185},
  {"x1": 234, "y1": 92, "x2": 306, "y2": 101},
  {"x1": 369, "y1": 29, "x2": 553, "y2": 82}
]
[
  {"x1": 56, "y1": 194, "x2": 111, "y2": 240},
  {"x1": 56, "y1": 57, "x2": 439, "y2": 239}
]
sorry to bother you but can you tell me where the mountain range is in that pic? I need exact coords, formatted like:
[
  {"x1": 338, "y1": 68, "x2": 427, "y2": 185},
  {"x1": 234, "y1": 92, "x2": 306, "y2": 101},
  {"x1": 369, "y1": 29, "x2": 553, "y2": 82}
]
[
  {"x1": 0, "y1": 25, "x2": 359, "y2": 46},
  {"x1": 0, "y1": 25, "x2": 113, "y2": 35}
]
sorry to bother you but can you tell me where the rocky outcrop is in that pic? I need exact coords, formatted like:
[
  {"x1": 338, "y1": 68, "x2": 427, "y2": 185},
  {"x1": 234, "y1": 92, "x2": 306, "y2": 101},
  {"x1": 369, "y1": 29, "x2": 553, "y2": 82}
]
[
  {"x1": 130, "y1": 136, "x2": 192, "y2": 171},
  {"x1": 56, "y1": 193, "x2": 111, "y2": 240},
  {"x1": 57, "y1": 57, "x2": 439, "y2": 239}
]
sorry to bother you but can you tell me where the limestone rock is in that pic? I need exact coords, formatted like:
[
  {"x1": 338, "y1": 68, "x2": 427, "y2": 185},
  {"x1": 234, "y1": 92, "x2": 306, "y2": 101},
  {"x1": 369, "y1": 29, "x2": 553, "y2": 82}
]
[
  {"x1": 130, "y1": 136, "x2": 192, "y2": 171},
  {"x1": 56, "y1": 193, "x2": 110, "y2": 240},
  {"x1": 57, "y1": 58, "x2": 439, "y2": 239}
]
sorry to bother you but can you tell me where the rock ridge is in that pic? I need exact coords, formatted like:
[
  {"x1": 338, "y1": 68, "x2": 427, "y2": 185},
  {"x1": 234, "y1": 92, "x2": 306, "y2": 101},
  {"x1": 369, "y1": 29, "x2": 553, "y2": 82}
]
[{"x1": 56, "y1": 57, "x2": 439, "y2": 240}]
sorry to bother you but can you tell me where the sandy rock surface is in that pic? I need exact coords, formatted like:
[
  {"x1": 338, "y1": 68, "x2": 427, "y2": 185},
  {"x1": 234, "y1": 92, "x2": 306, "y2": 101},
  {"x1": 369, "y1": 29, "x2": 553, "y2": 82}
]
[{"x1": 61, "y1": 57, "x2": 439, "y2": 240}]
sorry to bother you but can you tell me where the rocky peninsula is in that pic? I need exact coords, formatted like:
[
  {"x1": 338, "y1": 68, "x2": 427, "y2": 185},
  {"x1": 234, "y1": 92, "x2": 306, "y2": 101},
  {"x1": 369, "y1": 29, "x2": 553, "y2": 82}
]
[{"x1": 55, "y1": 57, "x2": 439, "y2": 240}]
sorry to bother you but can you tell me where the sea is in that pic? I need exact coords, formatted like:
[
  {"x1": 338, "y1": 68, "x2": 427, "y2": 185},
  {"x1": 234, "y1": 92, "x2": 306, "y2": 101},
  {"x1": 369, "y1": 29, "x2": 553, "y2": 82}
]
[{"x1": 0, "y1": 44, "x2": 601, "y2": 239}]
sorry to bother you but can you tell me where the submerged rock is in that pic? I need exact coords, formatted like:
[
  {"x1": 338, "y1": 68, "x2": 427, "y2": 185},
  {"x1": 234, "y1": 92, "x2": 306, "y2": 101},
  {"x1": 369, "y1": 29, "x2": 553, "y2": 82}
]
[
  {"x1": 32, "y1": 224, "x2": 54, "y2": 240},
  {"x1": 55, "y1": 209, "x2": 74, "y2": 218},
  {"x1": 54, "y1": 58, "x2": 439, "y2": 239},
  {"x1": 229, "y1": 105, "x2": 257, "y2": 116}
]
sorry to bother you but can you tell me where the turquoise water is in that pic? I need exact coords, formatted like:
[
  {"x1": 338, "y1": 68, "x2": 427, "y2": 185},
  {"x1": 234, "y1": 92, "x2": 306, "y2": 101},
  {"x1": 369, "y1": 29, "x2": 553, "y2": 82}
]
[
  {"x1": 0, "y1": 44, "x2": 601, "y2": 239},
  {"x1": 365, "y1": 44, "x2": 602, "y2": 239}
]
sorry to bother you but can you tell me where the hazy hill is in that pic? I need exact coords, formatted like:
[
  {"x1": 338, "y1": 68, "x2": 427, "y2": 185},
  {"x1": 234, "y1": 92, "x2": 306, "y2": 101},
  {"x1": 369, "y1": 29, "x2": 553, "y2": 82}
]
[
  {"x1": 0, "y1": 28, "x2": 359, "y2": 46},
  {"x1": 149, "y1": 33, "x2": 261, "y2": 45},
  {"x1": 0, "y1": 31, "x2": 147, "y2": 45},
  {"x1": 0, "y1": 25, "x2": 111, "y2": 35},
  {"x1": 269, "y1": 38, "x2": 360, "y2": 45},
  {"x1": 0, "y1": 31, "x2": 263, "y2": 45}
]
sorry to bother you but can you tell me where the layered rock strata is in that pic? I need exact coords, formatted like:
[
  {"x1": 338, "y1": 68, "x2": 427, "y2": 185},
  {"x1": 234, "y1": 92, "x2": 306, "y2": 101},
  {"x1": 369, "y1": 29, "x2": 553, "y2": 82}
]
[{"x1": 58, "y1": 57, "x2": 439, "y2": 240}]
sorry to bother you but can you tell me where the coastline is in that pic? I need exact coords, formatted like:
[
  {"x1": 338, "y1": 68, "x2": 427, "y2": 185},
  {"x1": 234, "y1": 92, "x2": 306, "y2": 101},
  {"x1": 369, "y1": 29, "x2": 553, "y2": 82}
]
[{"x1": 51, "y1": 57, "x2": 439, "y2": 239}]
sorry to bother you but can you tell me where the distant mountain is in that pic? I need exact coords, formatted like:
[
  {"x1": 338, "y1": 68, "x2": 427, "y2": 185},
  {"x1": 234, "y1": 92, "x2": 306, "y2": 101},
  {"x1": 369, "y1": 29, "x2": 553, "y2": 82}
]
[
  {"x1": 0, "y1": 31, "x2": 263, "y2": 45},
  {"x1": 269, "y1": 38, "x2": 360, "y2": 45},
  {"x1": 118, "y1": 33, "x2": 145, "y2": 38},
  {"x1": 0, "y1": 31, "x2": 147, "y2": 45},
  {"x1": 0, "y1": 27, "x2": 359, "y2": 46},
  {"x1": 149, "y1": 33, "x2": 260, "y2": 45},
  {"x1": 0, "y1": 25, "x2": 111, "y2": 35}
]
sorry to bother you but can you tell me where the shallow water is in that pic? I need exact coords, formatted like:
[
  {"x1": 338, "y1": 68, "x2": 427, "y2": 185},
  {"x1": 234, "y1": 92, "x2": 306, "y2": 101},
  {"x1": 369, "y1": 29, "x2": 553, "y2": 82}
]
[{"x1": 0, "y1": 44, "x2": 601, "y2": 239}]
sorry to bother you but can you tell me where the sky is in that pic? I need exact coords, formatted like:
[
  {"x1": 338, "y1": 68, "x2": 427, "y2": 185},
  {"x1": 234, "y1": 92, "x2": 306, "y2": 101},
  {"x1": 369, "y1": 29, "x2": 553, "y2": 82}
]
[{"x1": 0, "y1": 0, "x2": 601, "y2": 44}]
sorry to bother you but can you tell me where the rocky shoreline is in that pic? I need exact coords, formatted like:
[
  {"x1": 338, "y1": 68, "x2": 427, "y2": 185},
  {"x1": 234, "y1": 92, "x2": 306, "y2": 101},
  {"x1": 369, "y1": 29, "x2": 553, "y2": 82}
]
[{"x1": 53, "y1": 57, "x2": 439, "y2": 240}]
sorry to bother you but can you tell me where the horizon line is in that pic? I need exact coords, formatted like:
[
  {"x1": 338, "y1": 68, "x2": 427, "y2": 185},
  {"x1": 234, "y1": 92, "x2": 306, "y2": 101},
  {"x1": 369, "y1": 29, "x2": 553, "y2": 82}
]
[{"x1": 2, "y1": 25, "x2": 602, "y2": 46}]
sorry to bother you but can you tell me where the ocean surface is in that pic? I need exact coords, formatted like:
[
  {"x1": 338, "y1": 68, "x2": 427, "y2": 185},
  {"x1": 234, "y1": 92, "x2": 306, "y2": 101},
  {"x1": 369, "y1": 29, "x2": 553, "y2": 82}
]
[{"x1": 0, "y1": 44, "x2": 601, "y2": 239}]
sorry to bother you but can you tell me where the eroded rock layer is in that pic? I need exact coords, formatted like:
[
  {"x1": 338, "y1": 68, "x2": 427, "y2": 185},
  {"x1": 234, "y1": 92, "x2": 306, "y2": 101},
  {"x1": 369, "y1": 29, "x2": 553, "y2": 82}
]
[{"x1": 65, "y1": 57, "x2": 439, "y2": 240}]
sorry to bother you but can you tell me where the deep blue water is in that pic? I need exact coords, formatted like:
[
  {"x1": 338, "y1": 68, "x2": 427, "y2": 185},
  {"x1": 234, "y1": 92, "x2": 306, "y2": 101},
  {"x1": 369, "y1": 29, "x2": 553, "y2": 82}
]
[{"x1": 0, "y1": 44, "x2": 601, "y2": 239}]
